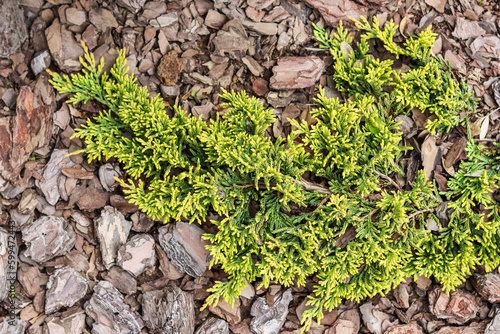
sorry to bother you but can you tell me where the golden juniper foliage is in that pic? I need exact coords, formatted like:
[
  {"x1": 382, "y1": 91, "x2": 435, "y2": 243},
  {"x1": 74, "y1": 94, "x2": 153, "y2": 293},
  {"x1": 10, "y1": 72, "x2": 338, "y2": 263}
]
[
  {"x1": 48, "y1": 18, "x2": 500, "y2": 331},
  {"x1": 313, "y1": 16, "x2": 476, "y2": 134}
]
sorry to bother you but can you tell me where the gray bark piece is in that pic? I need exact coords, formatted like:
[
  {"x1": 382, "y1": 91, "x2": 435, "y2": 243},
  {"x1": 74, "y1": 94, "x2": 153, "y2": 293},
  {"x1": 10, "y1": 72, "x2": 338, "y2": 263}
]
[
  {"x1": 195, "y1": 317, "x2": 229, "y2": 334},
  {"x1": 493, "y1": 79, "x2": 500, "y2": 107},
  {"x1": 0, "y1": 318, "x2": 26, "y2": 333},
  {"x1": 0, "y1": 179, "x2": 26, "y2": 200},
  {"x1": 45, "y1": 18, "x2": 84, "y2": 72},
  {"x1": 241, "y1": 20, "x2": 278, "y2": 35},
  {"x1": 0, "y1": 227, "x2": 17, "y2": 302},
  {"x1": 158, "y1": 222, "x2": 211, "y2": 278},
  {"x1": 212, "y1": 20, "x2": 250, "y2": 58},
  {"x1": 31, "y1": 50, "x2": 51, "y2": 76},
  {"x1": 17, "y1": 263, "x2": 45, "y2": 298},
  {"x1": 22, "y1": 216, "x2": 76, "y2": 263},
  {"x1": 150, "y1": 12, "x2": 179, "y2": 27},
  {"x1": 45, "y1": 309, "x2": 86, "y2": 334},
  {"x1": 96, "y1": 206, "x2": 132, "y2": 269},
  {"x1": 45, "y1": 267, "x2": 89, "y2": 314},
  {"x1": 88, "y1": 8, "x2": 118, "y2": 32},
  {"x1": 103, "y1": 266, "x2": 137, "y2": 295},
  {"x1": 1, "y1": 88, "x2": 16, "y2": 109},
  {"x1": 0, "y1": 0, "x2": 27, "y2": 58},
  {"x1": 36, "y1": 149, "x2": 76, "y2": 206},
  {"x1": 10, "y1": 189, "x2": 37, "y2": 231},
  {"x1": 470, "y1": 36, "x2": 500, "y2": 59},
  {"x1": 452, "y1": 17, "x2": 485, "y2": 40},
  {"x1": 85, "y1": 281, "x2": 143, "y2": 334},
  {"x1": 98, "y1": 163, "x2": 122, "y2": 192},
  {"x1": 117, "y1": 234, "x2": 156, "y2": 277},
  {"x1": 486, "y1": 307, "x2": 500, "y2": 334},
  {"x1": 71, "y1": 211, "x2": 91, "y2": 227},
  {"x1": 472, "y1": 273, "x2": 500, "y2": 303},
  {"x1": 10, "y1": 208, "x2": 33, "y2": 231},
  {"x1": 142, "y1": 285, "x2": 195, "y2": 334},
  {"x1": 116, "y1": 0, "x2": 147, "y2": 13},
  {"x1": 250, "y1": 288, "x2": 293, "y2": 334},
  {"x1": 360, "y1": 302, "x2": 398, "y2": 334}
]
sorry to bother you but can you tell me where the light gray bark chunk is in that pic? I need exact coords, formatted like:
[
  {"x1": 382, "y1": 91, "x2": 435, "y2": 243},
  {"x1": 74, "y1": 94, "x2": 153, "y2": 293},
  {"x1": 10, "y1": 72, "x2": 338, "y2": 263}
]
[
  {"x1": 96, "y1": 206, "x2": 132, "y2": 269},
  {"x1": 486, "y1": 307, "x2": 500, "y2": 334},
  {"x1": 22, "y1": 216, "x2": 76, "y2": 263},
  {"x1": 44, "y1": 309, "x2": 86, "y2": 334},
  {"x1": 98, "y1": 163, "x2": 121, "y2": 192},
  {"x1": 250, "y1": 288, "x2": 293, "y2": 334},
  {"x1": 117, "y1": 234, "x2": 156, "y2": 277},
  {"x1": 195, "y1": 317, "x2": 229, "y2": 334},
  {"x1": 45, "y1": 267, "x2": 88, "y2": 314},
  {"x1": 452, "y1": 17, "x2": 485, "y2": 40},
  {"x1": 0, "y1": 318, "x2": 26, "y2": 333},
  {"x1": 142, "y1": 285, "x2": 195, "y2": 334},
  {"x1": 36, "y1": 149, "x2": 75, "y2": 206},
  {"x1": 31, "y1": 50, "x2": 51, "y2": 76},
  {"x1": 158, "y1": 222, "x2": 211, "y2": 277},
  {"x1": 0, "y1": 0, "x2": 27, "y2": 58},
  {"x1": 85, "y1": 281, "x2": 143, "y2": 334},
  {"x1": 116, "y1": 0, "x2": 147, "y2": 13}
]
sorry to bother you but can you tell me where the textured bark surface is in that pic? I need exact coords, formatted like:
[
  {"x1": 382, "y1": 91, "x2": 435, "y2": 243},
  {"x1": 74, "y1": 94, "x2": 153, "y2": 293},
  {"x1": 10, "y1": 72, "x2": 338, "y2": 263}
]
[
  {"x1": 429, "y1": 287, "x2": 480, "y2": 325},
  {"x1": 0, "y1": 227, "x2": 15, "y2": 302},
  {"x1": 0, "y1": 86, "x2": 53, "y2": 181},
  {"x1": 486, "y1": 308, "x2": 500, "y2": 334},
  {"x1": 45, "y1": 267, "x2": 88, "y2": 314},
  {"x1": 35, "y1": 149, "x2": 75, "y2": 206},
  {"x1": 158, "y1": 222, "x2": 211, "y2": 277},
  {"x1": 45, "y1": 18, "x2": 84, "y2": 72},
  {"x1": 0, "y1": 318, "x2": 25, "y2": 334},
  {"x1": 195, "y1": 317, "x2": 230, "y2": 334},
  {"x1": 142, "y1": 284, "x2": 195, "y2": 334},
  {"x1": 44, "y1": 309, "x2": 86, "y2": 333},
  {"x1": 269, "y1": 56, "x2": 324, "y2": 90},
  {"x1": 302, "y1": 0, "x2": 368, "y2": 26},
  {"x1": 21, "y1": 216, "x2": 76, "y2": 263},
  {"x1": 116, "y1": 233, "x2": 156, "y2": 277},
  {"x1": 96, "y1": 205, "x2": 132, "y2": 269},
  {"x1": 85, "y1": 281, "x2": 144, "y2": 333},
  {"x1": 472, "y1": 273, "x2": 500, "y2": 304},
  {"x1": 0, "y1": 0, "x2": 27, "y2": 58},
  {"x1": 250, "y1": 288, "x2": 293, "y2": 334}
]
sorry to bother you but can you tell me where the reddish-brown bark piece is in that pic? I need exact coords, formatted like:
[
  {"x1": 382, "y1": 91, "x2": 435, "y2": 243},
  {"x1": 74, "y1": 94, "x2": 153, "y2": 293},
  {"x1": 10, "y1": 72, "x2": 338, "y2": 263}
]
[
  {"x1": 0, "y1": 86, "x2": 52, "y2": 181},
  {"x1": 429, "y1": 287, "x2": 479, "y2": 325},
  {"x1": 269, "y1": 56, "x2": 324, "y2": 90},
  {"x1": 302, "y1": 0, "x2": 368, "y2": 26},
  {"x1": 472, "y1": 273, "x2": 500, "y2": 304}
]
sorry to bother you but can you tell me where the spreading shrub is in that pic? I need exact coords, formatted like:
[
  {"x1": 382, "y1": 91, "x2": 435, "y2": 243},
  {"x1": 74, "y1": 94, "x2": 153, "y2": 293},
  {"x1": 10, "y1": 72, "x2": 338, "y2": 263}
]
[{"x1": 48, "y1": 17, "x2": 500, "y2": 331}]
